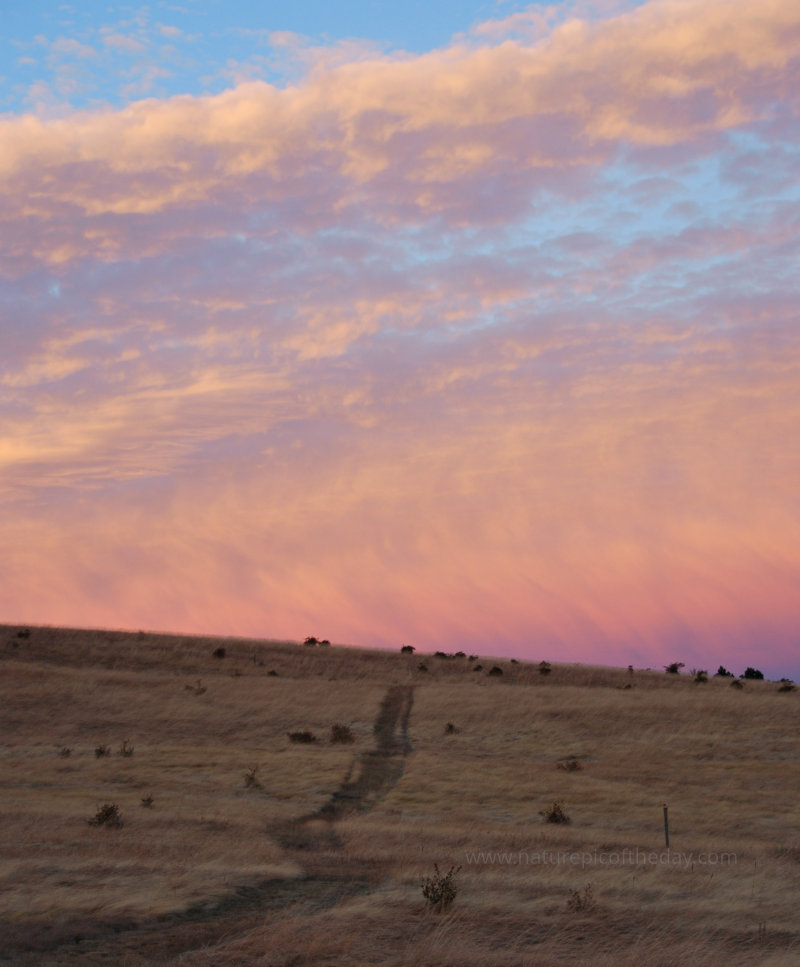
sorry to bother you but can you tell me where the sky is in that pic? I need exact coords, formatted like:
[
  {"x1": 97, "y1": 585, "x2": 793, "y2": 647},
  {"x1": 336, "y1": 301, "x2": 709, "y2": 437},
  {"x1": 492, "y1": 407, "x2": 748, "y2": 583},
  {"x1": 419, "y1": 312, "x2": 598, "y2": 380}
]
[{"x1": 2, "y1": 0, "x2": 799, "y2": 680}]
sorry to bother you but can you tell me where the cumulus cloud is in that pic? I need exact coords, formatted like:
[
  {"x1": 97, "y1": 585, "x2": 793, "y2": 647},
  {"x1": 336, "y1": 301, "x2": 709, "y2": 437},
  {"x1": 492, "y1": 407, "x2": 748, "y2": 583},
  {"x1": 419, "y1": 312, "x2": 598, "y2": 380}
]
[{"x1": 1, "y1": 0, "x2": 799, "y2": 677}]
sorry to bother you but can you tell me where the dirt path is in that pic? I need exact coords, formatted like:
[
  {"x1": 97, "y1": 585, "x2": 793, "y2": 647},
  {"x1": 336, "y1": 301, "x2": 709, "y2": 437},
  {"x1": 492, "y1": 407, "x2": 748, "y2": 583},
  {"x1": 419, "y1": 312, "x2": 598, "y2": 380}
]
[{"x1": 7, "y1": 684, "x2": 415, "y2": 965}]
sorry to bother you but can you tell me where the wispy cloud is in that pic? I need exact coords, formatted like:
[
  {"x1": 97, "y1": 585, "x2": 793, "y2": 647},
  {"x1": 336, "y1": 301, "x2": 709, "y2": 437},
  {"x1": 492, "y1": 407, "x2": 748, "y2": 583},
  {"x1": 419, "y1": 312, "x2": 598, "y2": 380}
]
[{"x1": 1, "y1": 0, "x2": 799, "y2": 677}]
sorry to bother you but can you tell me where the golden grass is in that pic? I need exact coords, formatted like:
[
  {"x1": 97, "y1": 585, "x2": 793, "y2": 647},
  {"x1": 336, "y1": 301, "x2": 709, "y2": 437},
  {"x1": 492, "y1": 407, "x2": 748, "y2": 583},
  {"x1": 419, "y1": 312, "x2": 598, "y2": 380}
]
[{"x1": 0, "y1": 623, "x2": 798, "y2": 965}]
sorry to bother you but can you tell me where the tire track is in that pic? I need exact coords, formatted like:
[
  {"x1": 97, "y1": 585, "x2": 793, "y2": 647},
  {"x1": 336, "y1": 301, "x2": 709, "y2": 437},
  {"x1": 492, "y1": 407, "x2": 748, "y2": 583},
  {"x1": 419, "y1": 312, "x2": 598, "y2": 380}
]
[{"x1": 11, "y1": 684, "x2": 415, "y2": 965}]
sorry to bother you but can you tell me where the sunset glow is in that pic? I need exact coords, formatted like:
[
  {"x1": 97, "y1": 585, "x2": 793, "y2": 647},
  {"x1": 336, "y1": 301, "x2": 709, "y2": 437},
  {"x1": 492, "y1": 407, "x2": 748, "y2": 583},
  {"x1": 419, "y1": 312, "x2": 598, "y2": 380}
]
[{"x1": 2, "y1": 0, "x2": 799, "y2": 678}]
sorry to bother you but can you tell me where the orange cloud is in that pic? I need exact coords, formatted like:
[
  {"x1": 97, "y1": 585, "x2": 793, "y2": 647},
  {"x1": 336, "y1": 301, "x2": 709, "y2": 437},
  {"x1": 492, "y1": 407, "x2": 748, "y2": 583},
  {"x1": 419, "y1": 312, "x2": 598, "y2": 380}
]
[{"x1": 1, "y1": 0, "x2": 799, "y2": 679}]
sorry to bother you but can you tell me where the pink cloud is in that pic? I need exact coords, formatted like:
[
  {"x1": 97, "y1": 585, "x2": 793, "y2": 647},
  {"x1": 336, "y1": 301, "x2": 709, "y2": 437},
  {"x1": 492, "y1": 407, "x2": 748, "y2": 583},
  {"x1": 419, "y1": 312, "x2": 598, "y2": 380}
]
[
  {"x1": 1, "y1": 0, "x2": 798, "y2": 269},
  {"x1": 1, "y1": 0, "x2": 799, "y2": 679}
]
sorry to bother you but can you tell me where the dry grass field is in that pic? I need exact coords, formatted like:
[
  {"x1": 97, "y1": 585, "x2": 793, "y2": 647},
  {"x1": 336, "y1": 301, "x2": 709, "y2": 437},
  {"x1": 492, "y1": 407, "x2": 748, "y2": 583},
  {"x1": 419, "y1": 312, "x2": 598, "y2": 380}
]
[{"x1": 1, "y1": 624, "x2": 798, "y2": 966}]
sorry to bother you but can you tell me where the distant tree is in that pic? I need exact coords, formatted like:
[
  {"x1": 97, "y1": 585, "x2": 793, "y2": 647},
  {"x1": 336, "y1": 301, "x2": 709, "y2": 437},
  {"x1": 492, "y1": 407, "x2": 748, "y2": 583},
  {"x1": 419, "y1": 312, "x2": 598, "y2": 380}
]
[
  {"x1": 664, "y1": 662, "x2": 685, "y2": 674},
  {"x1": 741, "y1": 667, "x2": 764, "y2": 680},
  {"x1": 715, "y1": 665, "x2": 734, "y2": 678},
  {"x1": 400, "y1": 645, "x2": 415, "y2": 654}
]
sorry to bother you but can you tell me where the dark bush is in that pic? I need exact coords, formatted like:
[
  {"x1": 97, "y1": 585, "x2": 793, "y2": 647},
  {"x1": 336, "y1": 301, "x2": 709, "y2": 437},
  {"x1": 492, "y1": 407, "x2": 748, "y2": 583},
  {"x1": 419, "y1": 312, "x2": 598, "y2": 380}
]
[
  {"x1": 401, "y1": 645, "x2": 415, "y2": 654},
  {"x1": 664, "y1": 662, "x2": 685, "y2": 674},
  {"x1": 89, "y1": 803, "x2": 122, "y2": 827},
  {"x1": 539, "y1": 661, "x2": 552, "y2": 675},
  {"x1": 742, "y1": 667, "x2": 764, "y2": 680},
  {"x1": 540, "y1": 800, "x2": 570, "y2": 824},
  {"x1": 330, "y1": 723, "x2": 355, "y2": 744},
  {"x1": 212, "y1": 647, "x2": 226, "y2": 659},
  {"x1": 303, "y1": 636, "x2": 319, "y2": 646},
  {"x1": 288, "y1": 731, "x2": 318, "y2": 743},
  {"x1": 94, "y1": 744, "x2": 110, "y2": 758},
  {"x1": 488, "y1": 666, "x2": 503, "y2": 677},
  {"x1": 730, "y1": 678, "x2": 744, "y2": 689},
  {"x1": 421, "y1": 864, "x2": 461, "y2": 912},
  {"x1": 715, "y1": 665, "x2": 734, "y2": 677},
  {"x1": 694, "y1": 670, "x2": 708, "y2": 683}
]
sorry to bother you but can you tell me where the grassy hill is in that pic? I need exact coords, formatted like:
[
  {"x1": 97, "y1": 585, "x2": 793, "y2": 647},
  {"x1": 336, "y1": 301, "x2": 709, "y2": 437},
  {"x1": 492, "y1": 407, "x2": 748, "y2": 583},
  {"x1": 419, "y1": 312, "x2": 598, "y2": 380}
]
[{"x1": 1, "y1": 624, "x2": 798, "y2": 965}]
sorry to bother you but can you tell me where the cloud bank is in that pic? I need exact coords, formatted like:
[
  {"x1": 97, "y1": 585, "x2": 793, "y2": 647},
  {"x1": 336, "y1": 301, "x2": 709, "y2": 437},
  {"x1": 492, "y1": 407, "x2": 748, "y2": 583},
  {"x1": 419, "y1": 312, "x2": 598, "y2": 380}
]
[{"x1": 2, "y1": 0, "x2": 799, "y2": 677}]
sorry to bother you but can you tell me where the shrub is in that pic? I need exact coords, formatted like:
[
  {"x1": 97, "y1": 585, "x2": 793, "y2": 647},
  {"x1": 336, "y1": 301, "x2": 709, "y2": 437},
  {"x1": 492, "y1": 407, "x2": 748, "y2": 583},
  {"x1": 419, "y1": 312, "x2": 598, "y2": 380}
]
[
  {"x1": 16, "y1": 628, "x2": 30, "y2": 639},
  {"x1": 540, "y1": 800, "x2": 570, "y2": 824},
  {"x1": 472, "y1": 664, "x2": 483, "y2": 672},
  {"x1": 454, "y1": 651, "x2": 466, "y2": 658},
  {"x1": 244, "y1": 766, "x2": 262, "y2": 788},
  {"x1": 715, "y1": 665, "x2": 734, "y2": 678},
  {"x1": 401, "y1": 645, "x2": 415, "y2": 654},
  {"x1": 488, "y1": 665, "x2": 503, "y2": 677},
  {"x1": 444, "y1": 722, "x2": 459, "y2": 735},
  {"x1": 539, "y1": 661, "x2": 552, "y2": 675},
  {"x1": 417, "y1": 663, "x2": 428, "y2": 672},
  {"x1": 694, "y1": 670, "x2": 708, "y2": 683},
  {"x1": 330, "y1": 723, "x2": 355, "y2": 744},
  {"x1": 434, "y1": 651, "x2": 449, "y2": 659},
  {"x1": 89, "y1": 803, "x2": 122, "y2": 828},
  {"x1": 58, "y1": 747, "x2": 71, "y2": 758},
  {"x1": 567, "y1": 884, "x2": 595, "y2": 912},
  {"x1": 319, "y1": 639, "x2": 331, "y2": 646},
  {"x1": 140, "y1": 795, "x2": 154, "y2": 808},
  {"x1": 742, "y1": 667, "x2": 764, "y2": 680},
  {"x1": 778, "y1": 682, "x2": 796, "y2": 693},
  {"x1": 730, "y1": 678, "x2": 744, "y2": 689},
  {"x1": 303, "y1": 636, "x2": 319, "y2": 646},
  {"x1": 288, "y1": 730, "x2": 317, "y2": 744},
  {"x1": 94, "y1": 744, "x2": 110, "y2": 758},
  {"x1": 212, "y1": 647, "x2": 226, "y2": 659},
  {"x1": 664, "y1": 662, "x2": 685, "y2": 674},
  {"x1": 267, "y1": 669, "x2": 278, "y2": 677},
  {"x1": 421, "y1": 863, "x2": 461, "y2": 912}
]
